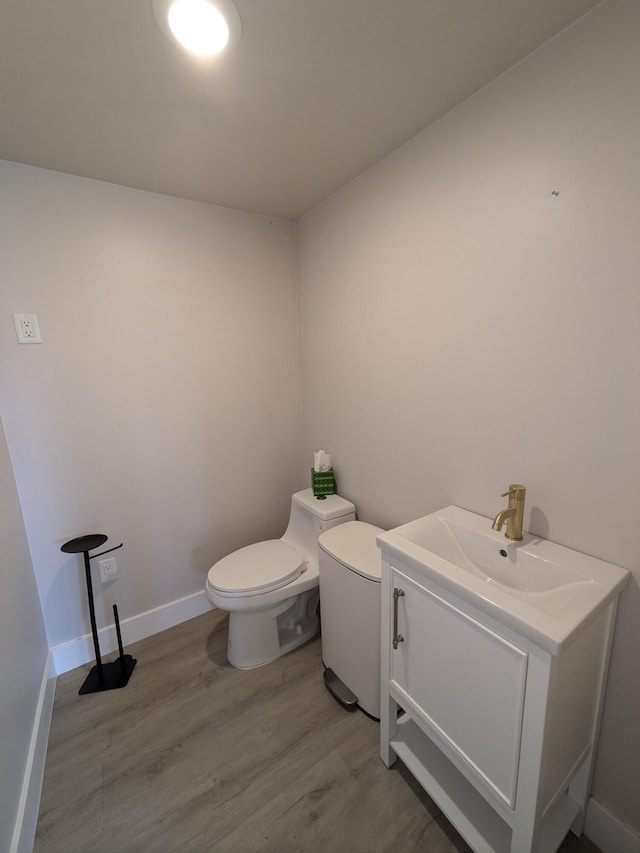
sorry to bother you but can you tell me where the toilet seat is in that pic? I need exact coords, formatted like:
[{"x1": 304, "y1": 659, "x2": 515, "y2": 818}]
[{"x1": 207, "y1": 539, "x2": 305, "y2": 597}]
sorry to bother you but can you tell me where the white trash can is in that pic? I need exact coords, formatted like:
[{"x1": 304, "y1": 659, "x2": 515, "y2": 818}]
[{"x1": 318, "y1": 520, "x2": 385, "y2": 719}]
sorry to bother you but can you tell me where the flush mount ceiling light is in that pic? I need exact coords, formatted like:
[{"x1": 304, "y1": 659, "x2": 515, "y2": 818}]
[{"x1": 153, "y1": 0, "x2": 241, "y2": 57}]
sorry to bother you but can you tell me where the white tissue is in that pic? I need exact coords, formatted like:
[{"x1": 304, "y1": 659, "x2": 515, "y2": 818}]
[{"x1": 313, "y1": 450, "x2": 333, "y2": 471}]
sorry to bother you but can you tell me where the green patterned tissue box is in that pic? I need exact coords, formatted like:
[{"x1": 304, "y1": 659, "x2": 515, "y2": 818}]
[{"x1": 312, "y1": 469, "x2": 335, "y2": 499}]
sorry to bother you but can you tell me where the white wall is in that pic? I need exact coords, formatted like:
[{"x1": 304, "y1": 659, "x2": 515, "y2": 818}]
[
  {"x1": 298, "y1": 0, "x2": 640, "y2": 836},
  {"x1": 0, "y1": 161, "x2": 302, "y2": 652},
  {"x1": 0, "y1": 416, "x2": 51, "y2": 851}
]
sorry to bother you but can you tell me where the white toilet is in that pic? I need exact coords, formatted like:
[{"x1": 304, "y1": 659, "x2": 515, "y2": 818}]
[{"x1": 206, "y1": 489, "x2": 356, "y2": 669}]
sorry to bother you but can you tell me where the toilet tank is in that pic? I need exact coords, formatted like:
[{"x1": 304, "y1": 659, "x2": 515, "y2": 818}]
[{"x1": 282, "y1": 489, "x2": 356, "y2": 566}]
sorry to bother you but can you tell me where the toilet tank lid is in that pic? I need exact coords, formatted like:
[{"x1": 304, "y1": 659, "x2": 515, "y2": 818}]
[
  {"x1": 318, "y1": 521, "x2": 385, "y2": 581},
  {"x1": 292, "y1": 488, "x2": 355, "y2": 521}
]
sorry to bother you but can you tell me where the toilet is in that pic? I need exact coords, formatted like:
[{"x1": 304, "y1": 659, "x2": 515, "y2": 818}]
[{"x1": 206, "y1": 489, "x2": 356, "y2": 669}]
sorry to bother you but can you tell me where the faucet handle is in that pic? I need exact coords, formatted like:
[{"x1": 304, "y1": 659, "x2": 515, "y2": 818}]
[{"x1": 501, "y1": 484, "x2": 526, "y2": 498}]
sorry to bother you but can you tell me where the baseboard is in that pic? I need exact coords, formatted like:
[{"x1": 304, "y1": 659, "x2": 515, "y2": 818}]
[
  {"x1": 52, "y1": 590, "x2": 214, "y2": 675},
  {"x1": 10, "y1": 651, "x2": 56, "y2": 853},
  {"x1": 585, "y1": 796, "x2": 640, "y2": 853}
]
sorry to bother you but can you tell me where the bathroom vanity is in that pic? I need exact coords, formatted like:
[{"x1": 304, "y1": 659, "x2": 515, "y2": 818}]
[{"x1": 377, "y1": 506, "x2": 628, "y2": 853}]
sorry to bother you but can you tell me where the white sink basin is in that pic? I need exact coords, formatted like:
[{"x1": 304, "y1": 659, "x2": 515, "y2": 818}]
[
  {"x1": 395, "y1": 511, "x2": 587, "y2": 593},
  {"x1": 377, "y1": 506, "x2": 629, "y2": 653}
]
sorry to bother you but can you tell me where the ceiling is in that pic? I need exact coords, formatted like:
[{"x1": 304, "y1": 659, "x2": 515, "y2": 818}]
[{"x1": 0, "y1": 0, "x2": 602, "y2": 219}]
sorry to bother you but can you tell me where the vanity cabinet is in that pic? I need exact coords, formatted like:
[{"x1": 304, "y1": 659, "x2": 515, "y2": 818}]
[{"x1": 379, "y1": 556, "x2": 619, "y2": 853}]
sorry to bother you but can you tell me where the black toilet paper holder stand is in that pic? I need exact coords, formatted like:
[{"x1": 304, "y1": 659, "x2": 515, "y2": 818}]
[{"x1": 61, "y1": 533, "x2": 137, "y2": 695}]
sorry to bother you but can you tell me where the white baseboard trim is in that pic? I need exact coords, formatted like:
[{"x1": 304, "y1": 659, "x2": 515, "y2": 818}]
[
  {"x1": 10, "y1": 651, "x2": 56, "y2": 853},
  {"x1": 585, "y1": 796, "x2": 640, "y2": 853},
  {"x1": 52, "y1": 590, "x2": 214, "y2": 675}
]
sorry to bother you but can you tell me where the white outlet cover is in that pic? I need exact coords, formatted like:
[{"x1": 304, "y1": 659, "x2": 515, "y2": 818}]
[
  {"x1": 13, "y1": 312, "x2": 42, "y2": 344},
  {"x1": 99, "y1": 557, "x2": 119, "y2": 582}
]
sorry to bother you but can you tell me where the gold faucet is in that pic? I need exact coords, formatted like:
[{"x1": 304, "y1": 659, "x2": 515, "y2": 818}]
[{"x1": 491, "y1": 484, "x2": 526, "y2": 540}]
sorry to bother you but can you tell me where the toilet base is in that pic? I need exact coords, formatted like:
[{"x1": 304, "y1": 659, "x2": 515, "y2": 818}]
[{"x1": 226, "y1": 588, "x2": 320, "y2": 669}]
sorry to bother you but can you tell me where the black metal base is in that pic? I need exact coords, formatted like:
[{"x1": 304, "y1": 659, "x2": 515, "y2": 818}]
[{"x1": 79, "y1": 655, "x2": 137, "y2": 695}]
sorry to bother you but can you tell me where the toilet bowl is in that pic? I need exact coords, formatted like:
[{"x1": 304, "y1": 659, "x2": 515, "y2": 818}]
[{"x1": 206, "y1": 489, "x2": 356, "y2": 668}]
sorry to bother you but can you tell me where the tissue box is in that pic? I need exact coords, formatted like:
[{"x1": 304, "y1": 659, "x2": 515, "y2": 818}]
[{"x1": 312, "y1": 469, "x2": 335, "y2": 499}]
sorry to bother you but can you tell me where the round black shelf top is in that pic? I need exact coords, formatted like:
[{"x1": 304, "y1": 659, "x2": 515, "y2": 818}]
[{"x1": 61, "y1": 533, "x2": 108, "y2": 554}]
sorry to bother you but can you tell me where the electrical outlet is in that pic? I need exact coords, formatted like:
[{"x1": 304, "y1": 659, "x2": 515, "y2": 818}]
[
  {"x1": 99, "y1": 556, "x2": 119, "y2": 582},
  {"x1": 13, "y1": 312, "x2": 42, "y2": 344}
]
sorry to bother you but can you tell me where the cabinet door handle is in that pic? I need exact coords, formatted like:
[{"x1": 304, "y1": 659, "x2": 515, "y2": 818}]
[{"x1": 393, "y1": 587, "x2": 405, "y2": 649}]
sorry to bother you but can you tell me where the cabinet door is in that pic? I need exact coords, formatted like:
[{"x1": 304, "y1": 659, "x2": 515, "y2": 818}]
[{"x1": 390, "y1": 567, "x2": 527, "y2": 809}]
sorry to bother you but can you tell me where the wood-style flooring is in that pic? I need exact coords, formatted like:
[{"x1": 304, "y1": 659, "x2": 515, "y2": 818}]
[{"x1": 35, "y1": 610, "x2": 601, "y2": 852}]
